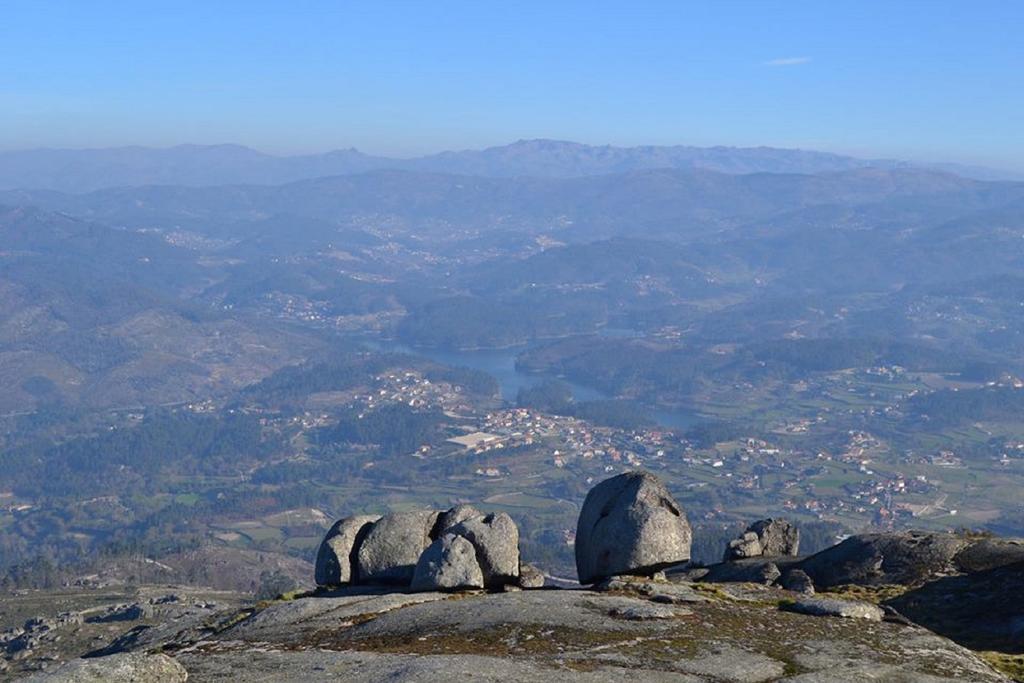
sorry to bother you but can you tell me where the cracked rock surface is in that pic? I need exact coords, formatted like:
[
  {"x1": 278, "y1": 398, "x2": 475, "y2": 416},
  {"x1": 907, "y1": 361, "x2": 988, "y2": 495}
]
[{"x1": 68, "y1": 581, "x2": 1008, "y2": 682}]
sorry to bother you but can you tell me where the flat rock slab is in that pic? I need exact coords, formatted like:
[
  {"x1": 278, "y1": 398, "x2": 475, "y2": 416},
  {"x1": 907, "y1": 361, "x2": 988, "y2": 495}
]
[
  {"x1": 94, "y1": 589, "x2": 1007, "y2": 682},
  {"x1": 608, "y1": 603, "x2": 687, "y2": 620},
  {"x1": 596, "y1": 577, "x2": 711, "y2": 603},
  {"x1": 339, "y1": 591, "x2": 677, "y2": 640},
  {"x1": 785, "y1": 597, "x2": 885, "y2": 621},
  {"x1": 219, "y1": 590, "x2": 451, "y2": 644},
  {"x1": 23, "y1": 652, "x2": 187, "y2": 682},
  {"x1": 177, "y1": 649, "x2": 705, "y2": 682},
  {"x1": 675, "y1": 645, "x2": 786, "y2": 683}
]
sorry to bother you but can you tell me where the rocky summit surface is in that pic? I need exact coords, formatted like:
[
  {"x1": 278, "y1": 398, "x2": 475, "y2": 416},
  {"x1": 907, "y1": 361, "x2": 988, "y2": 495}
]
[
  {"x1": 7, "y1": 473, "x2": 1022, "y2": 681},
  {"x1": 25, "y1": 579, "x2": 1010, "y2": 682}
]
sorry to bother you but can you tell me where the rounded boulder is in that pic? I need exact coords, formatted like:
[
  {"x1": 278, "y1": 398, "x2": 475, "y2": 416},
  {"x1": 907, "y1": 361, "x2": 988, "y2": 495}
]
[
  {"x1": 575, "y1": 471, "x2": 691, "y2": 585},
  {"x1": 449, "y1": 513, "x2": 520, "y2": 587},
  {"x1": 314, "y1": 514, "x2": 380, "y2": 586},
  {"x1": 356, "y1": 510, "x2": 440, "y2": 585},
  {"x1": 411, "y1": 533, "x2": 485, "y2": 591}
]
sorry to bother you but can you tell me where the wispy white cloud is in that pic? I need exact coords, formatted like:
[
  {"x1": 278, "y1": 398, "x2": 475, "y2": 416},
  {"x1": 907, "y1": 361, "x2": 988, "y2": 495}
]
[{"x1": 763, "y1": 56, "x2": 812, "y2": 67}]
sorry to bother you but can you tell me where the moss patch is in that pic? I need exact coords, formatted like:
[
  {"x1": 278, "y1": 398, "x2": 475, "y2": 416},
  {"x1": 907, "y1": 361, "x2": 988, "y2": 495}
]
[
  {"x1": 981, "y1": 652, "x2": 1024, "y2": 682},
  {"x1": 823, "y1": 583, "x2": 909, "y2": 603}
]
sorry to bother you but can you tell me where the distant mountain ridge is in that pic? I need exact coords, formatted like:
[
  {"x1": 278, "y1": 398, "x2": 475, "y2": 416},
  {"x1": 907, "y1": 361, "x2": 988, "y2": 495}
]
[{"x1": 1, "y1": 139, "x2": 1019, "y2": 192}]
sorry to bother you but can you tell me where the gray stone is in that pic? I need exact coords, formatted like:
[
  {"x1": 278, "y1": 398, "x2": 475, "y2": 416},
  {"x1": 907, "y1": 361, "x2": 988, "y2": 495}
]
[
  {"x1": 449, "y1": 513, "x2": 520, "y2": 587},
  {"x1": 607, "y1": 603, "x2": 679, "y2": 620},
  {"x1": 701, "y1": 558, "x2": 786, "y2": 585},
  {"x1": 785, "y1": 597, "x2": 885, "y2": 621},
  {"x1": 411, "y1": 534, "x2": 484, "y2": 591},
  {"x1": 797, "y1": 531, "x2": 970, "y2": 588},
  {"x1": 675, "y1": 645, "x2": 787, "y2": 683},
  {"x1": 724, "y1": 519, "x2": 800, "y2": 561},
  {"x1": 725, "y1": 532, "x2": 763, "y2": 561},
  {"x1": 748, "y1": 518, "x2": 800, "y2": 557},
  {"x1": 884, "y1": 557, "x2": 1024, "y2": 654},
  {"x1": 575, "y1": 471, "x2": 692, "y2": 584},
  {"x1": 780, "y1": 568, "x2": 815, "y2": 594},
  {"x1": 315, "y1": 514, "x2": 380, "y2": 586},
  {"x1": 356, "y1": 510, "x2": 440, "y2": 585},
  {"x1": 84, "y1": 603, "x2": 151, "y2": 623},
  {"x1": 435, "y1": 504, "x2": 481, "y2": 535},
  {"x1": 518, "y1": 564, "x2": 545, "y2": 589},
  {"x1": 179, "y1": 649, "x2": 705, "y2": 682},
  {"x1": 22, "y1": 652, "x2": 187, "y2": 682},
  {"x1": 102, "y1": 588, "x2": 1005, "y2": 682},
  {"x1": 952, "y1": 537, "x2": 1024, "y2": 573}
]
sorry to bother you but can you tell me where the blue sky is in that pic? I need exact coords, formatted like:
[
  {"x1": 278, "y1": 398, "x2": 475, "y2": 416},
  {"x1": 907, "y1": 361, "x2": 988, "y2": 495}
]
[{"x1": 1, "y1": 1, "x2": 1021, "y2": 168}]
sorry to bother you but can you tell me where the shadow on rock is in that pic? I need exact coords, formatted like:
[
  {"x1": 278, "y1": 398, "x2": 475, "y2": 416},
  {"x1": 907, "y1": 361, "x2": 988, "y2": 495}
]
[{"x1": 885, "y1": 560, "x2": 1024, "y2": 654}]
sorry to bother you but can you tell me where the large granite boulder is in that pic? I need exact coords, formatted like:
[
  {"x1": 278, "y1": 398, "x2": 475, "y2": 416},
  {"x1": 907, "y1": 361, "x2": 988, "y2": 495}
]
[
  {"x1": 748, "y1": 518, "x2": 800, "y2": 557},
  {"x1": 575, "y1": 471, "x2": 692, "y2": 584},
  {"x1": 411, "y1": 533, "x2": 484, "y2": 591},
  {"x1": 723, "y1": 519, "x2": 799, "y2": 562},
  {"x1": 952, "y1": 537, "x2": 1024, "y2": 573},
  {"x1": 885, "y1": 559, "x2": 1024, "y2": 653},
  {"x1": 356, "y1": 510, "x2": 441, "y2": 585},
  {"x1": 797, "y1": 530, "x2": 970, "y2": 588},
  {"x1": 449, "y1": 513, "x2": 520, "y2": 587},
  {"x1": 314, "y1": 515, "x2": 379, "y2": 586}
]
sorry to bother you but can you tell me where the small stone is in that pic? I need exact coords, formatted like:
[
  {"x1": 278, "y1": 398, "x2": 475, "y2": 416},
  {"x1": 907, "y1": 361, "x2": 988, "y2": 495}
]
[
  {"x1": 780, "y1": 569, "x2": 815, "y2": 594},
  {"x1": 786, "y1": 597, "x2": 885, "y2": 621},
  {"x1": 608, "y1": 603, "x2": 678, "y2": 620},
  {"x1": 757, "y1": 562, "x2": 782, "y2": 585},
  {"x1": 518, "y1": 564, "x2": 545, "y2": 589},
  {"x1": 725, "y1": 533, "x2": 764, "y2": 561}
]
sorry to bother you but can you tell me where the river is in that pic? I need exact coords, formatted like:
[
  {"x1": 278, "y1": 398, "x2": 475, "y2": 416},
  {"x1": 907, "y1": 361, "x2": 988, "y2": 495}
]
[{"x1": 362, "y1": 338, "x2": 699, "y2": 431}]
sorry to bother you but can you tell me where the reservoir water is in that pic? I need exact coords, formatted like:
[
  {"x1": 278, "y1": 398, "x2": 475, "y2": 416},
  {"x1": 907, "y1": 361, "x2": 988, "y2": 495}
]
[{"x1": 362, "y1": 338, "x2": 699, "y2": 431}]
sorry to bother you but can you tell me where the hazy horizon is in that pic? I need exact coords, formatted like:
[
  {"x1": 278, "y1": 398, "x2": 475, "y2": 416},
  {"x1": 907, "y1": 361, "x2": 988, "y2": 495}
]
[
  {"x1": 3, "y1": 2, "x2": 1022, "y2": 169},
  {"x1": 2, "y1": 137, "x2": 1021, "y2": 178}
]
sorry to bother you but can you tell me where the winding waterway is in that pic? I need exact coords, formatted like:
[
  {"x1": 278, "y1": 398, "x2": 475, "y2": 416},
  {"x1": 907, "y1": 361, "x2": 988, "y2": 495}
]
[{"x1": 363, "y1": 338, "x2": 699, "y2": 431}]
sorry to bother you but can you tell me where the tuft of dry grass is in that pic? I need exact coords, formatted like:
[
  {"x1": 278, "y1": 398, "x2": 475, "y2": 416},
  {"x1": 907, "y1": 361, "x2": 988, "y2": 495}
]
[
  {"x1": 980, "y1": 652, "x2": 1024, "y2": 682},
  {"x1": 822, "y1": 583, "x2": 908, "y2": 603}
]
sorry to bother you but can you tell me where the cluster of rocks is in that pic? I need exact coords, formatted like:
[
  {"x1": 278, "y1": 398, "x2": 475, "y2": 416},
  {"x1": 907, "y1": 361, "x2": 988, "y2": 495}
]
[
  {"x1": 2, "y1": 616, "x2": 73, "y2": 666},
  {"x1": 1, "y1": 592, "x2": 222, "y2": 677},
  {"x1": 315, "y1": 505, "x2": 544, "y2": 592},
  {"x1": 27, "y1": 469, "x2": 1024, "y2": 682},
  {"x1": 723, "y1": 518, "x2": 800, "y2": 561},
  {"x1": 313, "y1": 469, "x2": 1024, "y2": 640},
  {"x1": 317, "y1": 471, "x2": 698, "y2": 593}
]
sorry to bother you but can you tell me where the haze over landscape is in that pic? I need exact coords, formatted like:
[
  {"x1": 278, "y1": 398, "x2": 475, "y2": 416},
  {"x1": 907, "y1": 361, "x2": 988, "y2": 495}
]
[{"x1": 2, "y1": 2, "x2": 1024, "y2": 681}]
